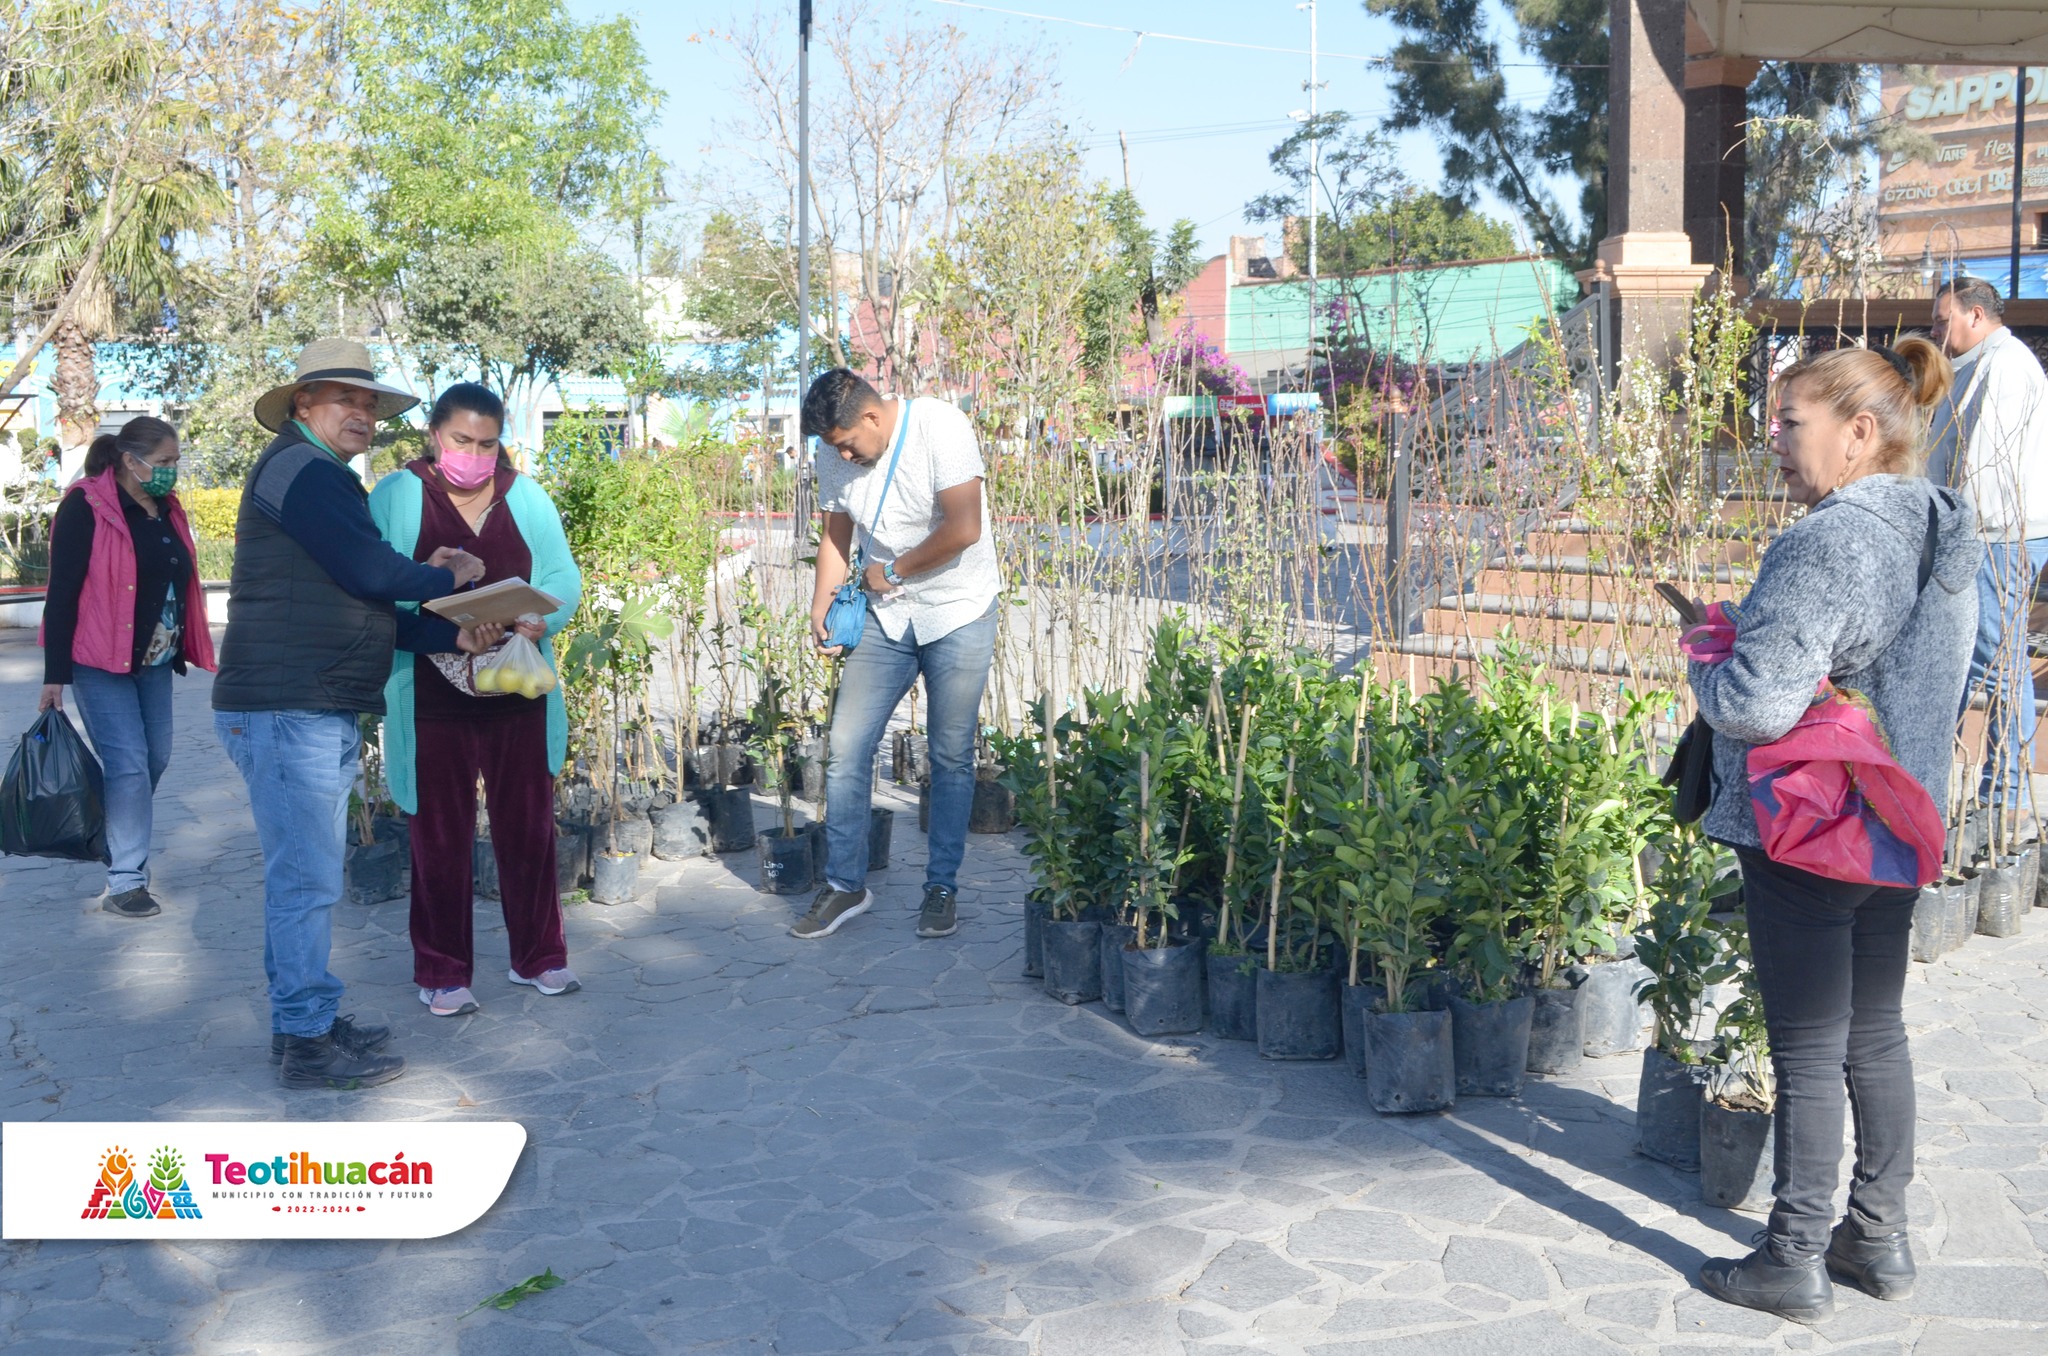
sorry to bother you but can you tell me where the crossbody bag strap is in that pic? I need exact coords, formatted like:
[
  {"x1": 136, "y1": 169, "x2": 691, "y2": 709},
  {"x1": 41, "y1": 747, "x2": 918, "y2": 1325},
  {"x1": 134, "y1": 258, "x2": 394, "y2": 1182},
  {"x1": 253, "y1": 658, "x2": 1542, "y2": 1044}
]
[
  {"x1": 1917, "y1": 497, "x2": 1937, "y2": 593},
  {"x1": 848, "y1": 398, "x2": 913, "y2": 580}
]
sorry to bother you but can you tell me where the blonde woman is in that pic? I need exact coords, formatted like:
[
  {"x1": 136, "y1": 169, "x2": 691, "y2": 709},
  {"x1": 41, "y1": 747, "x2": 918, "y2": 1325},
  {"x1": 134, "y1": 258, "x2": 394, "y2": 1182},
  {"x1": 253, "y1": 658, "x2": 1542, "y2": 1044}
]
[{"x1": 1685, "y1": 338, "x2": 1973, "y2": 1322}]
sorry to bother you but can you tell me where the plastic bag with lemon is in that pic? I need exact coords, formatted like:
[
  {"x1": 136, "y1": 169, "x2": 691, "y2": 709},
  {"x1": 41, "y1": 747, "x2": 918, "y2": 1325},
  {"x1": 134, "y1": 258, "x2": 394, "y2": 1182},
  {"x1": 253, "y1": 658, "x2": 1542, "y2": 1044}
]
[{"x1": 473, "y1": 620, "x2": 556, "y2": 700}]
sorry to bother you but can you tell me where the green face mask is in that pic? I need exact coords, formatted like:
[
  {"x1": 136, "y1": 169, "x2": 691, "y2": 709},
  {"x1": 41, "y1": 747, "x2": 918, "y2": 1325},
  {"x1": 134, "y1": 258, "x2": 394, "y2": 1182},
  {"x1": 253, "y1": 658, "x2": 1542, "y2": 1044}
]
[{"x1": 130, "y1": 455, "x2": 177, "y2": 498}]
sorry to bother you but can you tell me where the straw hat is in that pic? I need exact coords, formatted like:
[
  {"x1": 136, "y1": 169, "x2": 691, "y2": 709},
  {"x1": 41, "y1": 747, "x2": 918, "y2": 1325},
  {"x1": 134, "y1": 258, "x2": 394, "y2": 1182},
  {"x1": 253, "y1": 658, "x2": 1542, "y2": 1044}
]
[{"x1": 253, "y1": 338, "x2": 419, "y2": 433}]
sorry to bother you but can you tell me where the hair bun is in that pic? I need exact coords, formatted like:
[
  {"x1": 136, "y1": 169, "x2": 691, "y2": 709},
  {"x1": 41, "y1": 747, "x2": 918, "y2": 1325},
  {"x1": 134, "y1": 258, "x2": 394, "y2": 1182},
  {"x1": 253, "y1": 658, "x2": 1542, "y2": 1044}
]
[{"x1": 1891, "y1": 334, "x2": 1954, "y2": 411}]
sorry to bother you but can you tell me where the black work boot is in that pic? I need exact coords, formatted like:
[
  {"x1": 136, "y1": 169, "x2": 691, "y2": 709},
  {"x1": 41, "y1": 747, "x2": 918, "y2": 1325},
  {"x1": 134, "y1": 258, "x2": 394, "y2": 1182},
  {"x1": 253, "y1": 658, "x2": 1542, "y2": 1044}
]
[
  {"x1": 270, "y1": 1013, "x2": 392, "y2": 1066},
  {"x1": 1699, "y1": 1238, "x2": 1835, "y2": 1325},
  {"x1": 1825, "y1": 1220, "x2": 1916, "y2": 1300},
  {"x1": 278, "y1": 1029, "x2": 405, "y2": 1091},
  {"x1": 916, "y1": 885, "x2": 958, "y2": 938}
]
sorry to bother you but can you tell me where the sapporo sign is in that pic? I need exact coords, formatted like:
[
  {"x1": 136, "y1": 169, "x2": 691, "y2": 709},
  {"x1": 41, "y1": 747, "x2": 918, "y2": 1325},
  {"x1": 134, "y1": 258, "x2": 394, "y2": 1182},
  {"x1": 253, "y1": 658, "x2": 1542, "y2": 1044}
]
[{"x1": 1879, "y1": 66, "x2": 2048, "y2": 218}]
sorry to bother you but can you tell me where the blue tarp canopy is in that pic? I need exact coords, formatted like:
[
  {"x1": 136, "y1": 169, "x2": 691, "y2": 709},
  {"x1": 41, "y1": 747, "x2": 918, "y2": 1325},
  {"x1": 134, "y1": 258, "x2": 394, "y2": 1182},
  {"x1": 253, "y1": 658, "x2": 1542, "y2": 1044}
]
[{"x1": 1266, "y1": 392, "x2": 1322, "y2": 415}]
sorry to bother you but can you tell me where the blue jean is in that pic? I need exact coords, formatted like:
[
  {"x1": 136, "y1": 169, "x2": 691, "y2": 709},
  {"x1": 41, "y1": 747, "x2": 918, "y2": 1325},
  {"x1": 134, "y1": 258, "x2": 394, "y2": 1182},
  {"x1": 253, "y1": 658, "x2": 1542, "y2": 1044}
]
[
  {"x1": 69, "y1": 663, "x2": 174, "y2": 895},
  {"x1": 1962, "y1": 538, "x2": 2048, "y2": 805},
  {"x1": 214, "y1": 709, "x2": 358, "y2": 1037},
  {"x1": 824, "y1": 603, "x2": 997, "y2": 894}
]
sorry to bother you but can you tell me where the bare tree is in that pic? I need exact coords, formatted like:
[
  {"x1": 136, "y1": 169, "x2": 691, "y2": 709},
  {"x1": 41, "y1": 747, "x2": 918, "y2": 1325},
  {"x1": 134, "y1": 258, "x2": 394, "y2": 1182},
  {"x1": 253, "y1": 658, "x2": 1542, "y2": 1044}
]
[{"x1": 716, "y1": 0, "x2": 1050, "y2": 391}]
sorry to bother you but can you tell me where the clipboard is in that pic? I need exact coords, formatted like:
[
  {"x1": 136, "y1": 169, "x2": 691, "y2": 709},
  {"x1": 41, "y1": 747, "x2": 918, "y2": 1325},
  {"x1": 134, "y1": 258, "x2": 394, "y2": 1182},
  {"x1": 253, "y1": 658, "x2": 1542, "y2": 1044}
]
[{"x1": 423, "y1": 577, "x2": 563, "y2": 628}]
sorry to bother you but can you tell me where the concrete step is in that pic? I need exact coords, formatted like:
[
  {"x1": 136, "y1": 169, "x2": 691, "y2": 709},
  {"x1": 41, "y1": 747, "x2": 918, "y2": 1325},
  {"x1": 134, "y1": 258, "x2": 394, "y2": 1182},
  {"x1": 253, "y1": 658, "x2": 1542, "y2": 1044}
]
[
  {"x1": 1434, "y1": 592, "x2": 1671, "y2": 628},
  {"x1": 1497, "y1": 554, "x2": 1756, "y2": 583},
  {"x1": 1390, "y1": 631, "x2": 1685, "y2": 684}
]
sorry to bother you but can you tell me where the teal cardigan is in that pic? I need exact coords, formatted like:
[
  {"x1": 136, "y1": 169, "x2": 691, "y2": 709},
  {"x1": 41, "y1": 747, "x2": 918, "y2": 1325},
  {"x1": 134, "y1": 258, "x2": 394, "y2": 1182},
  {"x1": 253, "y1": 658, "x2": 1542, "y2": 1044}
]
[{"x1": 366, "y1": 469, "x2": 583, "y2": 815}]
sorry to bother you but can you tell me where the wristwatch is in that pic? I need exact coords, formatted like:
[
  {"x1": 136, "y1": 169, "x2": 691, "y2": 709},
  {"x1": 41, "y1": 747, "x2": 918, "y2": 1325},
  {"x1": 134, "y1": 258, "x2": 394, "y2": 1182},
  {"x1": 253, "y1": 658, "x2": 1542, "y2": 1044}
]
[{"x1": 882, "y1": 560, "x2": 904, "y2": 587}]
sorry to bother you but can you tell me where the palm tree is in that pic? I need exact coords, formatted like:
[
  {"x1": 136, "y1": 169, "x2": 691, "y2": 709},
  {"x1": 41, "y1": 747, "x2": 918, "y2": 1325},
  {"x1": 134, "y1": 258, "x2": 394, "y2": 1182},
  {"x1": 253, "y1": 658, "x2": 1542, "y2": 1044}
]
[{"x1": 0, "y1": 3, "x2": 219, "y2": 461}]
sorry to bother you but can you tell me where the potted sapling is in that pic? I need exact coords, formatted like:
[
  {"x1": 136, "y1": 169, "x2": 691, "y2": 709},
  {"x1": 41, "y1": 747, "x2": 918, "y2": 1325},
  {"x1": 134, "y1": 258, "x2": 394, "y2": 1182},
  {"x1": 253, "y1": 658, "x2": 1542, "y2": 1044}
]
[
  {"x1": 344, "y1": 717, "x2": 407, "y2": 904},
  {"x1": 1203, "y1": 698, "x2": 1265, "y2": 1041},
  {"x1": 1444, "y1": 784, "x2": 1537, "y2": 1098},
  {"x1": 749, "y1": 654, "x2": 814, "y2": 896},
  {"x1": 1040, "y1": 709, "x2": 1113, "y2": 1005},
  {"x1": 1699, "y1": 931, "x2": 1775, "y2": 1213},
  {"x1": 1119, "y1": 739, "x2": 1204, "y2": 1036},
  {"x1": 561, "y1": 593, "x2": 673, "y2": 903},
  {"x1": 1520, "y1": 709, "x2": 1651, "y2": 1075},
  {"x1": 1312, "y1": 673, "x2": 1380, "y2": 1076},
  {"x1": 1350, "y1": 745, "x2": 1458, "y2": 1113},
  {"x1": 1253, "y1": 712, "x2": 1351, "y2": 1065},
  {"x1": 696, "y1": 612, "x2": 759, "y2": 851},
  {"x1": 1631, "y1": 825, "x2": 1741, "y2": 1170},
  {"x1": 996, "y1": 708, "x2": 1065, "y2": 978}
]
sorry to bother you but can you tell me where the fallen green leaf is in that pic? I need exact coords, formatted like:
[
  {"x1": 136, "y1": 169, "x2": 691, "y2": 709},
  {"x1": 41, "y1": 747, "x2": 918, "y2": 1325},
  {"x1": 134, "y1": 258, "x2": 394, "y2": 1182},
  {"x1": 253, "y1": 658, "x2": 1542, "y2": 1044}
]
[{"x1": 464, "y1": 1268, "x2": 565, "y2": 1318}]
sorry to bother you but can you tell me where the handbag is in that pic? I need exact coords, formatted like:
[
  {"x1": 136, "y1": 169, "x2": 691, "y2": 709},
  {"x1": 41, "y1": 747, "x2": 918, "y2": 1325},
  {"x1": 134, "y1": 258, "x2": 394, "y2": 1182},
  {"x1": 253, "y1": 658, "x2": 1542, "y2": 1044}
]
[
  {"x1": 821, "y1": 398, "x2": 914, "y2": 652},
  {"x1": 1662, "y1": 715, "x2": 1715, "y2": 825},
  {"x1": 1746, "y1": 498, "x2": 1944, "y2": 887}
]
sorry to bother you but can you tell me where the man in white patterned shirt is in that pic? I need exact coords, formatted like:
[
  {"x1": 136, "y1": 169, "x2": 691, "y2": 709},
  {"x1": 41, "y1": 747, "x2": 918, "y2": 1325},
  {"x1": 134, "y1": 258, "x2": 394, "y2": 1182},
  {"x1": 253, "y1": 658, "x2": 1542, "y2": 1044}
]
[{"x1": 792, "y1": 369, "x2": 999, "y2": 941}]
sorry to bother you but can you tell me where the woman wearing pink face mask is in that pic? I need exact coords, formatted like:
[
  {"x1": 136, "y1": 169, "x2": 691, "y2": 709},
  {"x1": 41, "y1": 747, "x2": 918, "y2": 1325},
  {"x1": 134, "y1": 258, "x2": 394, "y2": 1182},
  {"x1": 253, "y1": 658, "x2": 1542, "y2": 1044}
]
[{"x1": 367, "y1": 383, "x2": 583, "y2": 1019}]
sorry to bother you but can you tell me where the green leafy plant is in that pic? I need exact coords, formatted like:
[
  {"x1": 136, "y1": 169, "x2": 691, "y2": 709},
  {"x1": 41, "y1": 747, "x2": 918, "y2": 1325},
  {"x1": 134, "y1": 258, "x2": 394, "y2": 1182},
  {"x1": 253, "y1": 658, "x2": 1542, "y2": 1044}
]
[{"x1": 1634, "y1": 825, "x2": 1742, "y2": 1061}]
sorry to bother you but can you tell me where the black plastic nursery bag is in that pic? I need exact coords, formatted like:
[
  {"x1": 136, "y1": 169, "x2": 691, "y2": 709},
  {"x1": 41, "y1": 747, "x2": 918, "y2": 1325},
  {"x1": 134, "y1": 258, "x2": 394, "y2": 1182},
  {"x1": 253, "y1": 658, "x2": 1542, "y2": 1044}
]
[{"x1": 1, "y1": 709, "x2": 110, "y2": 863}]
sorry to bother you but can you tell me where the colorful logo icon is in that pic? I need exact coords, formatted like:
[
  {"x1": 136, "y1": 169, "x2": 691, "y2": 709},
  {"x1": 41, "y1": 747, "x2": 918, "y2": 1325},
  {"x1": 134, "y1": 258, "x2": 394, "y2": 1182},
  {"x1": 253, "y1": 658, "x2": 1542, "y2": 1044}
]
[{"x1": 80, "y1": 1146, "x2": 202, "y2": 1221}]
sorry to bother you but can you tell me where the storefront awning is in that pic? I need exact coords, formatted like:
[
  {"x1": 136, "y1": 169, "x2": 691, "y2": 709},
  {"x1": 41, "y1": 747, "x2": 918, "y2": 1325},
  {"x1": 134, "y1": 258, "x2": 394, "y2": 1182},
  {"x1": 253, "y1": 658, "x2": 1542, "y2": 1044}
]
[
  {"x1": 1266, "y1": 392, "x2": 1323, "y2": 416},
  {"x1": 1687, "y1": 0, "x2": 2048, "y2": 63},
  {"x1": 1162, "y1": 395, "x2": 1218, "y2": 418}
]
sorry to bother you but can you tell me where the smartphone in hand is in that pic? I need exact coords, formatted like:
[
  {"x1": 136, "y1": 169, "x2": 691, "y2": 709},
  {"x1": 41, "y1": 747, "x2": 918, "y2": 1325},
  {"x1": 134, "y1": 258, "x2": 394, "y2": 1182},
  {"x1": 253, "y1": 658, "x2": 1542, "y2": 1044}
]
[{"x1": 1655, "y1": 581, "x2": 1703, "y2": 627}]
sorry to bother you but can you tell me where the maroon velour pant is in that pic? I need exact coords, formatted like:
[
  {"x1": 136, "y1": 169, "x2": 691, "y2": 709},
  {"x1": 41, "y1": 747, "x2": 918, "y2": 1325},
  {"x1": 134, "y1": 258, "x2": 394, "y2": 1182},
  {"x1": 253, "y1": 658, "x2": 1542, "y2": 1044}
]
[{"x1": 409, "y1": 707, "x2": 566, "y2": 989}]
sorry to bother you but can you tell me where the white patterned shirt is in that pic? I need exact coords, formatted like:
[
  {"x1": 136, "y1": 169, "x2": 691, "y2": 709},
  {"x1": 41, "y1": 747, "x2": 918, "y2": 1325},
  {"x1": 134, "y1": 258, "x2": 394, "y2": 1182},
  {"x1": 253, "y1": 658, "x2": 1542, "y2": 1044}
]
[{"x1": 816, "y1": 397, "x2": 998, "y2": 644}]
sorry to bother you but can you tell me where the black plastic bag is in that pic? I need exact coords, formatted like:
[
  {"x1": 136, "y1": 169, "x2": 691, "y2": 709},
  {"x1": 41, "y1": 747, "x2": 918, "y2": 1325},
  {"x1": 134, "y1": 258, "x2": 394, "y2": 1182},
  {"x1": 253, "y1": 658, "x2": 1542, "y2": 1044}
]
[{"x1": 1, "y1": 709, "x2": 110, "y2": 863}]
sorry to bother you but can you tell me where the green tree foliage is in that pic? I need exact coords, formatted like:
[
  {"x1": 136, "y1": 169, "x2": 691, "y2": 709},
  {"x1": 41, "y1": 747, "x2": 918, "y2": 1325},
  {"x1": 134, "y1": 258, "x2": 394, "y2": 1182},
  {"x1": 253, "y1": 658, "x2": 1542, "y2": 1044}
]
[
  {"x1": 405, "y1": 238, "x2": 647, "y2": 405},
  {"x1": 0, "y1": 0, "x2": 223, "y2": 442},
  {"x1": 119, "y1": 2, "x2": 343, "y2": 486},
  {"x1": 1365, "y1": 0, "x2": 1605, "y2": 267},
  {"x1": 312, "y1": 0, "x2": 662, "y2": 294},
  {"x1": 677, "y1": 211, "x2": 796, "y2": 406},
  {"x1": 936, "y1": 141, "x2": 1110, "y2": 435},
  {"x1": 1079, "y1": 188, "x2": 1201, "y2": 382},
  {"x1": 1295, "y1": 191, "x2": 1520, "y2": 275}
]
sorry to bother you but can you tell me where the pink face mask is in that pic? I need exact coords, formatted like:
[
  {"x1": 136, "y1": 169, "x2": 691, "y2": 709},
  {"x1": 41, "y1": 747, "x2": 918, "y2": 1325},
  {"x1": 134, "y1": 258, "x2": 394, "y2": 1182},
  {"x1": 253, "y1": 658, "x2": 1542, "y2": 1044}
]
[{"x1": 438, "y1": 441, "x2": 497, "y2": 489}]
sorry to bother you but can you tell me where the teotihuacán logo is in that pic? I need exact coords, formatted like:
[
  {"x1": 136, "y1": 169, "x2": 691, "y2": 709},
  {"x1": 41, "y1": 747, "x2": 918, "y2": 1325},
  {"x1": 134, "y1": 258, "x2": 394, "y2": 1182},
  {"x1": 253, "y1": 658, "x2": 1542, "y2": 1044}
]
[
  {"x1": 5, "y1": 1122, "x2": 526, "y2": 1239},
  {"x1": 81, "y1": 1146, "x2": 204, "y2": 1221}
]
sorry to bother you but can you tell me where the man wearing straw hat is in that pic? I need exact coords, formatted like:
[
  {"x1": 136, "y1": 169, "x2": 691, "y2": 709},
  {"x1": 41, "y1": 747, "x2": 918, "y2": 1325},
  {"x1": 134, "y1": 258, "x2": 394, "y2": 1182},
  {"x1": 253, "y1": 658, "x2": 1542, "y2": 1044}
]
[{"x1": 214, "y1": 339, "x2": 493, "y2": 1090}]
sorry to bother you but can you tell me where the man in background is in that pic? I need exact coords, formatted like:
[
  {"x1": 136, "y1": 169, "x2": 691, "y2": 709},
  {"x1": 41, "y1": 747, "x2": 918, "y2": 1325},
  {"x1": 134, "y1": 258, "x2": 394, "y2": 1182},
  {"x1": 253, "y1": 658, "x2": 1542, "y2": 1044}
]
[{"x1": 1929, "y1": 276, "x2": 2048, "y2": 835}]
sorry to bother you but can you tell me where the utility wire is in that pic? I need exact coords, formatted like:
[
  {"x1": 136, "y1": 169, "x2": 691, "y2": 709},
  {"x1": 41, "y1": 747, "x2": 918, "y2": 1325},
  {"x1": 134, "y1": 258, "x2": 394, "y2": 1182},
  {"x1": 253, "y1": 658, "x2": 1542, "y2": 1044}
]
[{"x1": 915, "y1": 0, "x2": 1608, "y2": 69}]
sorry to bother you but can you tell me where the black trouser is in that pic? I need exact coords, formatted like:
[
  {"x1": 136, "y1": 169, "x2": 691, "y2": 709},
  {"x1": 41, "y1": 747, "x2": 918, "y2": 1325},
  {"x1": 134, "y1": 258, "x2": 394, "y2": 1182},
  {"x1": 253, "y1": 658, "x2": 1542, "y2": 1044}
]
[{"x1": 1735, "y1": 848, "x2": 1918, "y2": 1255}]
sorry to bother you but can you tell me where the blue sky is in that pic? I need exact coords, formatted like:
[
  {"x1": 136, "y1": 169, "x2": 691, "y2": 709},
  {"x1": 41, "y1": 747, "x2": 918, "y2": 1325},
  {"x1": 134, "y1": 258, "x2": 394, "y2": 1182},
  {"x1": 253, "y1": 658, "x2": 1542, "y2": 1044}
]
[{"x1": 570, "y1": 0, "x2": 1563, "y2": 263}]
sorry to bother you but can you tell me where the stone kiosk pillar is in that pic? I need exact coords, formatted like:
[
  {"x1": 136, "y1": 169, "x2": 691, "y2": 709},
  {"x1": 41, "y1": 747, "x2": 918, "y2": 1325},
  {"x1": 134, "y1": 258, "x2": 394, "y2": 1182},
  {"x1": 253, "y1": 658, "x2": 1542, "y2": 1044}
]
[
  {"x1": 1684, "y1": 47, "x2": 1757, "y2": 271},
  {"x1": 1581, "y1": 0, "x2": 1715, "y2": 379}
]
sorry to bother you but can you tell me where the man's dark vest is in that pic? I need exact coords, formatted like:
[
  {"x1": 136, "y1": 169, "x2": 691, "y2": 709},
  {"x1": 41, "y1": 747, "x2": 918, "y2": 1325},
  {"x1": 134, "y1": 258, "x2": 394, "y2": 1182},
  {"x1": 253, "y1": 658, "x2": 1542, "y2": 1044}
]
[{"x1": 211, "y1": 431, "x2": 395, "y2": 715}]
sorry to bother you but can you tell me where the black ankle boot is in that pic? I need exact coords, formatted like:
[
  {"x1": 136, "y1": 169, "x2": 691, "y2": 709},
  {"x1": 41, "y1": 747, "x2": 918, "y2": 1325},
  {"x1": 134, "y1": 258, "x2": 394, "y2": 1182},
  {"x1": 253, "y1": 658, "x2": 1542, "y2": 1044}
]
[
  {"x1": 1825, "y1": 1221, "x2": 1915, "y2": 1300},
  {"x1": 270, "y1": 1013, "x2": 391, "y2": 1065},
  {"x1": 1699, "y1": 1240, "x2": 1835, "y2": 1324},
  {"x1": 278, "y1": 1030, "x2": 405, "y2": 1091}
]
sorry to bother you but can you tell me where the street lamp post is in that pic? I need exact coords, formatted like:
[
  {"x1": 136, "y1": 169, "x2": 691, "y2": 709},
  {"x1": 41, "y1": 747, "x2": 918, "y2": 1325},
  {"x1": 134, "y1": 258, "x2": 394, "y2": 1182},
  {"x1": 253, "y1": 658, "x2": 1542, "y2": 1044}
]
[{"x1": 793, "y1": 0, "x2": 816, "y2": 554}]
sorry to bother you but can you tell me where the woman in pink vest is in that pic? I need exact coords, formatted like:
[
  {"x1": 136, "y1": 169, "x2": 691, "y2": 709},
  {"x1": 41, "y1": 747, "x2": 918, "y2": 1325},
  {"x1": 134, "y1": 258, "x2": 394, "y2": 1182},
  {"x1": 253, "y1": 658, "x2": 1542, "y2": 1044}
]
[{"x1": 38, "y1": 416, "x2": 216, "y2": 918}]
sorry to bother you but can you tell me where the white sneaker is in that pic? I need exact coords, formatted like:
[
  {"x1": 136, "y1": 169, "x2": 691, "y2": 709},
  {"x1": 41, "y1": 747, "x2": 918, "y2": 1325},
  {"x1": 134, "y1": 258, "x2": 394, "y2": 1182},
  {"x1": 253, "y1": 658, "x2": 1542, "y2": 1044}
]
[
  {"x1": 419, "y1": 986, "x2": 479, "y2": 1017},
  {"x1": 508, "y1": 967, "x2": 580, "y2": 996}
]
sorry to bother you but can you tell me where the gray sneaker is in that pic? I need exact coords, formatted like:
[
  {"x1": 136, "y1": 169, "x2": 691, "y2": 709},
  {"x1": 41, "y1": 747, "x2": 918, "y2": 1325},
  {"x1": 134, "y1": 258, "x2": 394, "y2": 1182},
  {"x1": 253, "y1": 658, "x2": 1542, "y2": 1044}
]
[
  {"x1": 790, "y1": 887, "x2": 870, "y2": 939},
  {"x1": 916, "y1": 886, "x2": 959, "y2": 938},
  {"x1": 102, "y1": 888, "x2": 160, "y2": 919}
]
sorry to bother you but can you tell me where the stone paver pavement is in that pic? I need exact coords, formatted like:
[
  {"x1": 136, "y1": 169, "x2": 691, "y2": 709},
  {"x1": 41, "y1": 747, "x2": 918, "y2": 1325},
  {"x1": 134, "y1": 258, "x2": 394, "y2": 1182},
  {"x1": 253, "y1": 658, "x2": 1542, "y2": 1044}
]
[{"x1": 3, "y1": 630, "x2": 2046, "y2": 1355}]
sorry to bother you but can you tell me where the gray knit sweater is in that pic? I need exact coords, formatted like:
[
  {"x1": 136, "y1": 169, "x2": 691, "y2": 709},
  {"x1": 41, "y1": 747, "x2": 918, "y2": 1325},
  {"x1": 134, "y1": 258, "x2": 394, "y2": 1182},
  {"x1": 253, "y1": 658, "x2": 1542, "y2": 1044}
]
[{"x1": 1689, "y1": 475, "x2": 1979, "y2": 850}]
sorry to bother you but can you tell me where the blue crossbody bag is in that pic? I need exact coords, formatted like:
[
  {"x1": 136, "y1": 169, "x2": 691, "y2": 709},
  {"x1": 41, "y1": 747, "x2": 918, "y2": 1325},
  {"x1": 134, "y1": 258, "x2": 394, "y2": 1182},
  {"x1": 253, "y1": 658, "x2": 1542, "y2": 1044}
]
[{"x1": 821, "y1": 399, "x2": 913, "y2": 652}]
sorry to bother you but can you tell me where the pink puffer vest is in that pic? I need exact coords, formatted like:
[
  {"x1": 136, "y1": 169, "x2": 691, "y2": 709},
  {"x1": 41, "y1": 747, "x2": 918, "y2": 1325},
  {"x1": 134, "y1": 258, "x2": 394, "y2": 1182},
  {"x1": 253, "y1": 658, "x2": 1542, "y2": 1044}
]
[{"x1": 39, "y1": 470, "x2": 217, "y2": 675}]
